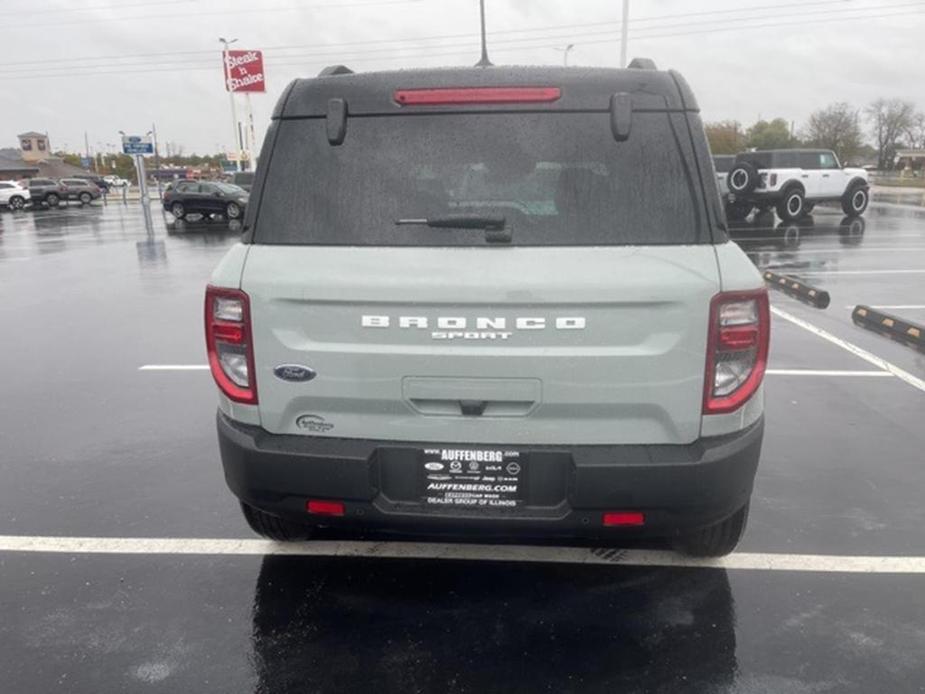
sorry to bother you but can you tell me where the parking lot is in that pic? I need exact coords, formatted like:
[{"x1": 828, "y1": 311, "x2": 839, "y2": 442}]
[{"x1": 1, "y1": 201, "x2": 924, "y2": 692}]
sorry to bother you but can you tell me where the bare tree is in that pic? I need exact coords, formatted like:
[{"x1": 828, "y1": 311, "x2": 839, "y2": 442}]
[
  {"x1": 905, "y1": 112, "x2": 925, "y2": 150},
  {"x1": 802, "y1": 102, "x2": 863, "y2": 163},
  {"x1": 866, "y1": 98, "x2": 917, "y2": 169}
]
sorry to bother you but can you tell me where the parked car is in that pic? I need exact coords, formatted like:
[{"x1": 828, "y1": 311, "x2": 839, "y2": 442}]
[
  {"x1": 73, "y1": 174, "x2": 111, "y2": 193},
  {"x1": 724, "y1": 149, "x2": 869, "y2": 221},
  {"x1": 104, "y1": 175, "x2": 130, "y2": 188},
  {"x1": 231, "y1": 171, "x2": 255, "y2": 192},
  {"x1": 0, "y1": 180, "x2": 31, "y2": 210},
  {"x1": 58, "y1": 178, "x2": 102, "y2": 205},
  {"x1": 205, "y1": 61, "x2": 769, "y2": 557},
  {"x1": 27, "y1": 178, "x2": 65, "y2": 207},
  {"x1": 163, "y1": 180, "x2": 248, "y2": 220}
]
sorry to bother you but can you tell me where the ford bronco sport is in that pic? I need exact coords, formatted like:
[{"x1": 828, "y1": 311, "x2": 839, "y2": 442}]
[
  {"x1": 207, "y1": 61, "x2": 769, "y2": 557},
  {"x1": 724, "y1": 148, "x2": 869, "y2": 222}
]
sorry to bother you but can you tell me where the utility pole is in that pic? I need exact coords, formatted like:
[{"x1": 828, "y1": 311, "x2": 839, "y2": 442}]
[
  {"x1": 219, "y1": 37, "x2": 242, "y2": 172},
  {"x1": 84, "y1": 131, "x2": 92, "y2": 172},
  {"x1": 245, "y1": 92, "x2": 258, "y2": 171},
  {"x1": 151, "y1": 122, "x2": 162, "y2": 200},
  {"x1": 620, "y1": 0, "x2": 629, "y2": 68}
]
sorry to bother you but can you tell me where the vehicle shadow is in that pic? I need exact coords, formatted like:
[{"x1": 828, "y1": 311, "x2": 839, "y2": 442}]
[{"x1": 249, "y1": 555, "x2": 737, "y2": 693}]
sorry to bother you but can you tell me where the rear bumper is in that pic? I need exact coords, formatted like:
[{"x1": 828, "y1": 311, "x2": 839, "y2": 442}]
[{"x1": 217, "y1": 411, "x2": 763, "y2": 539}]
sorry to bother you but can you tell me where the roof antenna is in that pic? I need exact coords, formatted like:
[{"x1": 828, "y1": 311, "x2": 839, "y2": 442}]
[{"x1": 475, "y1": 0, "x2": 493, "y2": 67}]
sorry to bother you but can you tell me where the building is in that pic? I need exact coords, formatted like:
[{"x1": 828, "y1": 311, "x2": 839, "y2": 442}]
[
  {"x1": 18, "y1": 131, "x2": 51, "y2": 162},
  {"x1": 0, "y1": 130, "x2": 87, "y2": 181}
]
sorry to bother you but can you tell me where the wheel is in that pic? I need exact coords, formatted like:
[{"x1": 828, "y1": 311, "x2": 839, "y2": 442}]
[
  {"x1": 240, "y1": 502, "x2": 313, "y2": 541},
  {"x1": 79, "y1": 192, "x2": 92, "y2": 205},
  {"x1": 726, "y1": 161, "x2": 759, "y2": 195},
  {"x1": 675, "y1": 503, "x2": 749, "y2": 557},
  {"x1": 801, "y1": 201, "x2": 815, "y2": 216},
  {"x1": 8, "y1": 195, "x2": 25, "y2": 210},
  {"x1": 724, "y1": 201, "x2": 752, "y2": 222},
  {"x1": 170, "y1": 201, "x2": 185, "y2": 219},
  {"x1": 46, "y1": 193, "x2": 60, "y2": 207},
  {"x1": 225, "y1": 201, "x2": 242, "y2": 219},
  {"x1": 841, "y1": 184, "x2": 869, "y2": 217},
  {"x1": 776, "y1": 187, "x2": 805, "y2": 222}
]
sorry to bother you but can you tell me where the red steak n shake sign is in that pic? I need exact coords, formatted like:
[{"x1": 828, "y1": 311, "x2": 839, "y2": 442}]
[{"x1": 223, "y1": 50, "x2": 265, "y2": 93}]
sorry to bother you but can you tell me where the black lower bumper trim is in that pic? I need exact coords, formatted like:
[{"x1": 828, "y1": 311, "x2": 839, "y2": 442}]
[{"x1": 217, "y1": 412, "x2": 763, "y2": 538}]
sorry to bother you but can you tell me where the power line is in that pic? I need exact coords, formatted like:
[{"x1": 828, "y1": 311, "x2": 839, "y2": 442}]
[
  {"x1": 0, "y1": 5, "x2": 920, "y2": 81},
  {"x1": 0, "y1": 0, "x2": 867, "y2": 67},
  {"x1": 1, "y1": 0, "x2": 916, "y2": 77}
]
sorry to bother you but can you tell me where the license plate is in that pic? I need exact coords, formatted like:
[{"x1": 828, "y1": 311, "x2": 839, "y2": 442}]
[{"x1": 420, "y1": 447, "x2": 526, "y2": 509}]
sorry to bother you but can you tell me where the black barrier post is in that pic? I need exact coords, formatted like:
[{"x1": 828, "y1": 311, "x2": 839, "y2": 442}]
[
  {"x1": 762, "y1": 271, "x2": 831, "y2": 309},
  {"x1": 852, "y1": 305, "x2": 925, "y2": 353}
]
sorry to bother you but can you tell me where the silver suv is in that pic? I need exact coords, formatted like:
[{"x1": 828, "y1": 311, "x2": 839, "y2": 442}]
[{"x1": 206, "y1": 61, "x2": 769, "y2": 557}]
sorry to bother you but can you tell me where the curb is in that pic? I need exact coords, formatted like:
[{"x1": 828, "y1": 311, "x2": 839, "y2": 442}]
[
  {"x1": 852, "y1": 306, "x2": 925, "y2": 353},
  {"x1": 763, "y1": 271, "x2": 831, "y2": 309}
]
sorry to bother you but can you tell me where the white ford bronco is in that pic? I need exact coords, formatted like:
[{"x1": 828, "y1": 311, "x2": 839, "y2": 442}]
[
  {"x1": 724, "y1": 148, "x2": 870, "y2": 221},
  {"x1": 206, "y1": 60, "x2": 769, "y2": 557}
]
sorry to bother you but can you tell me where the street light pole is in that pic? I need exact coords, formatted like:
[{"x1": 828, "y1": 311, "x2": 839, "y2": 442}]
[
  {"x1": 554, "y1": 43, "x2": 575, "y2": 66},
  {"x1": 620, "y1": 0, "x2": 629, "y2": 68},
  {"x1": 219, "y1": 37, "x2": 241, "y2": 172}
]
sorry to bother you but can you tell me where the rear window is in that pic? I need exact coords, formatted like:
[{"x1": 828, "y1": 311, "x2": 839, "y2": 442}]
[
  {"x1": 254, "y1": 111, "x2": 705, "y2": 246},
  {"x1": 736, "y1": 152, "x2": 773, "y2": 169}
]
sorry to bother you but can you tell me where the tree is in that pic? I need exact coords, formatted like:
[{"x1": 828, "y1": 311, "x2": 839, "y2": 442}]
[
  {"x1": 802, "y1": 102, "x2": 863, "y2": 163},
  {"x1": 866, "y1": 98, "x2": 917, "y2": 169},
  {"x1": 905, "y1": 112, "x2": 925, "y2": 150},
  {"x1": 704, "y1": 120, "x2": 746, "y2": 154},
  {"x1": 746, "y1": 118, "x2": 795, "y2": 149}
]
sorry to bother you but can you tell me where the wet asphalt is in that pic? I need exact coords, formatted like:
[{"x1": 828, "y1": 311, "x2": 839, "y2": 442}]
[{"x1": 1, "y1": 200, "x2": 924, "y2": 693}]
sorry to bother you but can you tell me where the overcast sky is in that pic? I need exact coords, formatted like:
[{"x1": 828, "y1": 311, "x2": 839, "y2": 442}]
[{"x1": 1, "y1": 0, "x2": 922, "y2": 156}]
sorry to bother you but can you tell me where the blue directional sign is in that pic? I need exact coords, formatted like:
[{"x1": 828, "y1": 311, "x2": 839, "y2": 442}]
[{"x1": 122, "y1": 135, "x2": 154, "y2": 155}]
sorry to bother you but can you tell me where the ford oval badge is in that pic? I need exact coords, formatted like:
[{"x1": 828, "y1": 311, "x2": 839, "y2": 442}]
[{"x1": 274, "y1": 364, "x2": 317, "y2": 382}]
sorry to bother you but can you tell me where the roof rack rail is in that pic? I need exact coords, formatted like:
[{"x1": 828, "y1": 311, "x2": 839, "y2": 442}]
[
  {"x1": 318, "y1": 65, "x2": 354, "y2": 77},
  {"x1": 627, "y1": 57, "x2": 657, "y2": 70}
]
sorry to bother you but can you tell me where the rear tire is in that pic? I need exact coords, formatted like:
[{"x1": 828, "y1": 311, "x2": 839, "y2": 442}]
[
  {"x1": 46, "y1": 193, "x2": 60, "y2": 207},
  {"x1": 675, "y1": 503, "x2": 750, "y2": 558},
  {"x1": 9, "y1": 195, "x2": 25, "y2": 210},
  {"x1": 841, "y1": 184, "x2": 869, "y2": 217},
  {"x1": 776, "y1": 188, "x2": 805, "y2": 222},
  {"x1": 240, "y1": 502, "x2": 314, "y2": 541},
  {"x1": 79, "y1": 192, "x2": 92, "y2": 205},
  {"x1": 170, "y1": 201, "x2": 185, "y2": 219}
]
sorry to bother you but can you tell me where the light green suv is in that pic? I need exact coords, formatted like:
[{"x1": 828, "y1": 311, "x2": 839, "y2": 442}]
[{"x1": 206, "y1": 60, "x2": 769, "y2": 557}]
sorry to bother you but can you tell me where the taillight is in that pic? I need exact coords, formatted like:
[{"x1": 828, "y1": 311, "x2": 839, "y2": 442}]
[
  {"x1": 394, "y1": 87, "x2": 561, "y2": 106},
  {"x1": 205, "y1": 285, "x2": 257, "y2": 404},
  {"x1": 703, "y1": 290, "x2": 770, "y2": 414}
]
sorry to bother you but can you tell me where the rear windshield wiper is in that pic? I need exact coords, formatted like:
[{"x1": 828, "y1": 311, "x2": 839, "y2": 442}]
[{"x1": 395, "y1": 214, "x2": 511, "y2": 243}]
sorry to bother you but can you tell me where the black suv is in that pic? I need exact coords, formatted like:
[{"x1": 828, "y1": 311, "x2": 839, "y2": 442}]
[{"x1": 163, "y1": 180, "x2": 249, "y2": 220}]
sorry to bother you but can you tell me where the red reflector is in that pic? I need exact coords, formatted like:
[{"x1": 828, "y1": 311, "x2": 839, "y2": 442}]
[
  {"x1": 718, "y1": 326, "x2": 758, "y2": 350},
  {"x1": 394, "y1": 87, "x2": 561, "y2": 106},
  {"x1": 306, "y1": 499, "x2": 345, "y2": 517},
  {"x1": 602, "y1": 511, "x2": 645, "y2": 527},
  {"x1": 212, "y1": 322, "x2": 244, "y2": 343}
]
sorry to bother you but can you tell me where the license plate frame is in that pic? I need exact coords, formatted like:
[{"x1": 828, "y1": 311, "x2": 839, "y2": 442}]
[{"x1": 420, "y1": 447, "x2": 526, "y2": 509}]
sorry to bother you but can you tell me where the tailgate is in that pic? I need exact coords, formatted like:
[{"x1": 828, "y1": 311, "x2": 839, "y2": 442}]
[{"x1": 243, "y1": 245, "x2": 719, "y2": 445}]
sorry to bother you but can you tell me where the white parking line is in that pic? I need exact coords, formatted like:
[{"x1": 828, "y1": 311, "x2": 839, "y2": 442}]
[
  {"x1": 766, "y1": 369, "x2": 891, "y2": 377},
  {"x1": 797, "y1": 269, "x2": 925, "y2": 275},
  {"x1": 1, "y1": 535, "x2": 924, "y2": 573},
  {"x1": 771, "y1": 306, "x2": 925, "y2": 394},
  {"x1": 843, "y1": 305, "x2": 925, "y2": 310},
  {"x1": 139, "y1": 364, "x2": 893, "y2": 377}
]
